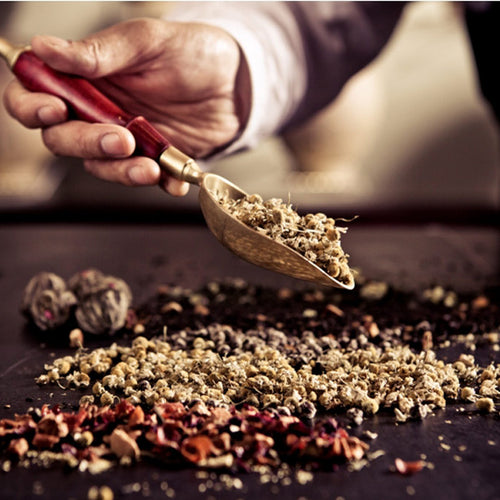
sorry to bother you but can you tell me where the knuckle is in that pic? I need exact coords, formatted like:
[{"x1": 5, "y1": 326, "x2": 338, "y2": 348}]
[
  {"x1": 79, "y1": 130, "x2": 101, "y2": 158},
  {"x1": 77, "y1": 39, "x2": 103, "y2": 77},
  {"x1": 3, "y1": 83, "x2": 31, "y2": 126},
  {"x1": 41, "y1": 128, "x2": 62, "y2": 155},
  {"x1": 2, "y1": 83, "x2": 15, "y2": 116},
  {"x1": 84, "y1": 158, "x2": 127, "y2": 185},
  {"x1": 83, "y1": 160, "x2": 98, "y2": 176},
  {"x1": 134, "y1": 18, "x2": 161, "y2": 39}
]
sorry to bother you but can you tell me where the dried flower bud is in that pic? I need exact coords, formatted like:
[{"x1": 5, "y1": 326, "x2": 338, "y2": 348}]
[
  {"x1": 133, "y1": 323, "x2": 145, "y2": 335},
  {"x1": 74, "y1": 430, "x2": 94, "y2": 448},
  {"x1": 460, "y1": 387, "x2": 476, "y2": 402},
  {"x1": 21, "y1": 272, "x2": 76, "y2": 330},
  {"x1": 422, "y1": 330, "x2": 433, "y2": 351},
  {"x1": 88, "y1": 485, "x2": 114, "y2": 500},
  {"x1": 69, "y1": 328, "x2": 84, "y2": 348},
  {"x1": 347, "y1": 408, "x2": 364, "y2": 426},
  {"x1": 161, "y1": 301, "x2": 183, "y2": 314},
  {"x1": 359, "y1": 281, "x2": 388, "y2": 301},
  {"x1": 476, "y1": 397, "x2": 495, "y2": 413},
  {"x1": 218, "y1": 194, "x2": 354, "y2": 287}
]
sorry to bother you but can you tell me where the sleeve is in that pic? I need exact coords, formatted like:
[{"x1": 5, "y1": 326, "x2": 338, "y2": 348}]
[
  {"x1": 166, "y1": 1, "x2": 405, "y2": 155},
  {"x1": 464, "y1": 2, "x2": 500, "y2": 124}
]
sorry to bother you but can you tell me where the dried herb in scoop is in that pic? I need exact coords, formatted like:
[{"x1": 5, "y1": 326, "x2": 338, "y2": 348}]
[{"x1": 218, "y1": 194, "x2": 354, "y2": 287}]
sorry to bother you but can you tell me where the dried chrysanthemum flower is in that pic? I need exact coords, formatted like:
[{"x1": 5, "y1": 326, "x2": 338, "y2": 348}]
[
  {"x1": 475, "y1": 397, "x2": 495, "y2": 413},
  {"x1": 69, "y1": 328, "x2": 84, "y2": 348},
  {"x1": 21, "y1": 272, "x2": 77, "y2": 330},
  {"x1": 87, "y1": 485, "x2": 114, "y2": 500},
  {"x1": 218, "y1": 193, "x2": 354, "y2": 287}
]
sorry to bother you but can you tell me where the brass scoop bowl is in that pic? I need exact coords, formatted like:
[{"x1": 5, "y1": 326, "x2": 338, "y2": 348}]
[{"x1": 0, "y1": 37, "x2": 353, "y2": 289}]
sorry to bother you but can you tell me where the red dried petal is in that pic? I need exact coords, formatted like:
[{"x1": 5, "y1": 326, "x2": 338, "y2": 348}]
[
  {"x1": 32, "y1": 432, "x2": 60, "y2": 449},
  {"x1": 0, "y1": 415, "x2": 36, "y2": 437},
  {"x1": 8, "y1": 437, "x2": 29, "y2": 457},
  {"x1": 181, "y1": 435, "x2": 216, "y2": 463},
  {"x1": 395, "y1": 457, "x2": 425, "y2": 475},
  {"x1": 211, "y1": 432, "x2": 231, "y2": 453},
  {"x1": 63, "y1": 408, "x2": 88, "y2": 432},
  {"x1": 146, "y1": 427, "x2": 180, "y2": 451},
  {"x1": 37, "y1": 414, "x2": 69, "y2": 438},
  {"x1": 158, "y1": 402, "x2": 187, "y2": 420},
  {"x1": 190, "y1": 401, "x2": 211, "y2": 417},
  {"x1": 128, "y1": 406, "x2": 145, "y2": 427}
]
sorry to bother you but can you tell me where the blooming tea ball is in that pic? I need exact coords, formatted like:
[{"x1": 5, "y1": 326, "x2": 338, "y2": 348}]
[
  {"x1": 21, "y1": 272, "x2": 77, "y2": 330},
  {"x1": 74, "y1": 275, "x2": 132, "y2": 335},
  {"x1": 68, "y1": 268, "x2": 106, "y2": 299}
]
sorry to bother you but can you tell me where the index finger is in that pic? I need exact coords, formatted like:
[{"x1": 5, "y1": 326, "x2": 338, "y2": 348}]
[{"x1": 3, "y1": 78, "x2": 67, "y2": 128}]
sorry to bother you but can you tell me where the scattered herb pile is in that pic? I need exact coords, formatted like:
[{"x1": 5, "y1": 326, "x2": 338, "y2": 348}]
[
  {"x1": 218, "y1": 193, "x2": 354, "y2": 287},
  {"x1": 36, "y1": 332, "x2": 498, "y2": 423},
  {"x1": 32, "y1": 277, "x2": 500, "y2": 423},
  {"x1": 2, "y1": 272, "x2": 499, "y2": 478},
  {"x1": 0, "y1": 400, "x2": 367, "y2": 473}
]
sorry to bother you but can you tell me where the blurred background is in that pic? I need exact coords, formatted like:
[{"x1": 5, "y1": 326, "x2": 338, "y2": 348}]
[
  {"x1": 1, "y1": 1, "x2": 498, "y2": 217},
  {"x1": 0, "y1": 1, "x2": 498, "y2": 290}
]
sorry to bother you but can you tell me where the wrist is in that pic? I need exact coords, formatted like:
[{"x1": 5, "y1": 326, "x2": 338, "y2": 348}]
[{"x1": 234, "y1": 46, "x2": 251, "y2": 136}]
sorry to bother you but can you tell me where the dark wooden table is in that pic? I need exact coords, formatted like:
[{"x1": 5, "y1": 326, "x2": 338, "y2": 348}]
[{"x1": 0, "y1": 222, "x2": 499, "y2": 500}]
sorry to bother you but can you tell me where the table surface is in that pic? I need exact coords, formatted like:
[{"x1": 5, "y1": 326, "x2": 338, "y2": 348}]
[{"x1": 0, "y1": 222, "x2": 499, "y2": 500}]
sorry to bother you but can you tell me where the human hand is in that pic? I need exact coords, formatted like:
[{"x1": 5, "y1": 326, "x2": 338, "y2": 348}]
[{"x1": 3, "y1": 18, "x2": 250, "y2": 196}]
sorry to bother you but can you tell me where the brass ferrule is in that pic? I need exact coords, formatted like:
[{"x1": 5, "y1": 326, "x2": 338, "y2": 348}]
[
  {"x1": 158, "y1": 146, "x2": 203, "y2": 185},
  {"x1": 0, "y1": 37, "x2": 28, "y2": 68}
]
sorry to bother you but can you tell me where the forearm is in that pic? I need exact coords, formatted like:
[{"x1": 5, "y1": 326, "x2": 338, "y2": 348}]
[
  {"x1": 166, "y1": 1, "x2": 405, "y2": 155},
  {"x1": 166, "y1": 1, "x2": 307, "y2": 154}
]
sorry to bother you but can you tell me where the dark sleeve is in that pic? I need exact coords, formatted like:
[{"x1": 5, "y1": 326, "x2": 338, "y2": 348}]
[
  {"x1": 465, "y1": 2, "x2": 500, "y2": 124},
  {"x1": 285, "y1": 1, "x2": 406, "y2": 130}
]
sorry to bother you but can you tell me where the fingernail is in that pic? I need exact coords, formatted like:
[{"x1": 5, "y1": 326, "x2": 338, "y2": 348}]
[
  {"x1": 37, "y1": 106, "x2": 62, "y2": 125},
  {"x1": 128, "y1": 166, "x2": 147, "y2": 185},
  {"x1": 41, "y1": 35, "x2": 70, "y2": 49},
  {"x1": 101, "y1": 133, "x2": 126, "y2": 156},
  {"x1": 164, "y1": 177, "x2": 190, "y2": 197}
]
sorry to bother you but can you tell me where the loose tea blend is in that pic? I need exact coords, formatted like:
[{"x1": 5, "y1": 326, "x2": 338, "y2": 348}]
[{"x1": 3, "y1": 272, "x2": 499, "y2": 478}]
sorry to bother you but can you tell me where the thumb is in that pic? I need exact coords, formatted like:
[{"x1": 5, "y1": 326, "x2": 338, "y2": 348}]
[{"x1": 30, "y1": 20, "x2": 164, "y2": 78}]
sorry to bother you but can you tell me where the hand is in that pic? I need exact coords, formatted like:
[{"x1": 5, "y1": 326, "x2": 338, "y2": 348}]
[{"x1": 3, "y1": 18, "x2": 250, "y2": 196}]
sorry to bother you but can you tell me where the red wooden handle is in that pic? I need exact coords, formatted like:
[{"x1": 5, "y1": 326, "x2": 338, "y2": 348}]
[{"x1": 12, "y1": 50, "x2": 171, "y2": 159}]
